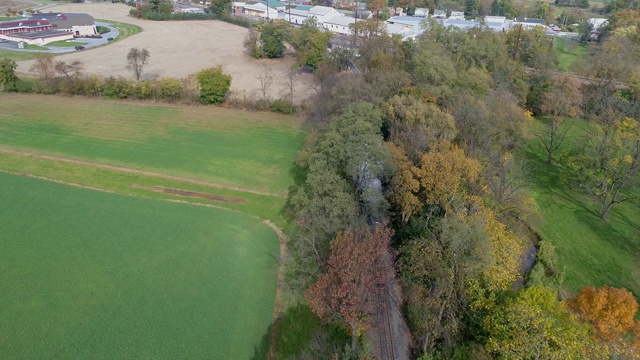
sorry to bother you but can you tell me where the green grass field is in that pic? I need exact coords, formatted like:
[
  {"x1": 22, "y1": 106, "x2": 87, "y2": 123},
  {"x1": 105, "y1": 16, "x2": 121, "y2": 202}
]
[
  {"x1": 521, "y1": 118, "x2": 640, "y2": 298},
  {"x1": 0, "y1": 171, "x2": 278, "y2": 359},
  {"x1": 555, "y1": 37, "x2": 588, "y2": 73},
  {"x1": 0, "y1": 93, "x2": 308, "y2": 358},
  {"x1": 0, "y1": 93, "x2": 305, "y2": 198}
]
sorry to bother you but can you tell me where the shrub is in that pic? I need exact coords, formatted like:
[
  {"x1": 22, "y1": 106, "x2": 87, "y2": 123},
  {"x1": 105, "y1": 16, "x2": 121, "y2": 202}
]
[
  {"x1": 103, "y1": 77, "x2": 134, "y2": 99},
  {"x1": 271, "y1": 99, "x2": 295, "y2": 114},
  {"x1": 196, "y1": 66, "x2": 232, "y2": 104},
  {"x1": 15, "y1": 79, "x2": 34, "y2": 93},
  {"x1": 156, "y1": 78, "x2": 182, "y2": 102}
]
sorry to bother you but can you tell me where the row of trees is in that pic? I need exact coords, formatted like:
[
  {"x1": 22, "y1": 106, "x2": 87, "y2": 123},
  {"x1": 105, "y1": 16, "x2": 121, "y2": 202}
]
[
  {"x1": 0, "y1": 54, "x2": 231, "y2": 105},
  {"x1": 283, "y1": 14, "x2": 640, "y2": 359}
]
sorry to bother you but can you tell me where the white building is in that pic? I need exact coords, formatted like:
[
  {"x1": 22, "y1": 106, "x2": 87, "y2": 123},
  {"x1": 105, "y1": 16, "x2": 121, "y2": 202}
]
[
  {"x1": 308, "y1": 6, "x2": 342, "y2": 22},
  {"x1": 283, "y1": 8, "x2": 311, "y2": 24},
  {"x1": 322, "y1": 15, "x2": 355, "y2": 35},
  {"x1": 449, "y1": 11, "x2": 464, "y2": 20},
  {"x1": 386, "y1": 23, "x2": 416, "y2": 40},
  {"x1": 414, "y1": 8, "x2": 429, "y2": 17},
  {"x1": 484, "y1": 15, "x2": 506, "y2": 23},
  {"x1": 588, "y1": 18, "x2": 608, "y2": 29},
  {"x1": 243, "y1": 3, "x2": 279, "y2": 18},
  {"x1": 442, "y1": 18, "x2": 480, "y2": 30},
  {"x1": 512, "y1": 17, "x2": 546, "y2": 30},
  {"x1": 386, "y1": 16, "x2": 425, "y2": 29}
]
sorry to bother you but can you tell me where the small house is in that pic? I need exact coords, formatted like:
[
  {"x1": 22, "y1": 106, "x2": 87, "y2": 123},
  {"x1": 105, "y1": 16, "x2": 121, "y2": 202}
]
[{"x1": 449, "y1": 11, "x2": 464, "y2": 20}]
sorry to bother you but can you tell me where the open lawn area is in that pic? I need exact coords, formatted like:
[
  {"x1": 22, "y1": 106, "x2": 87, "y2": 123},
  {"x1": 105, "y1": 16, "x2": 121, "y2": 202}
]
[
  {"x1": 521, "y1": 118, "x2": 640, "y2": 299},
  {"x1": 555, "y1": 37, "x2": 588, "y2": 73},
  {"x1": 0, "y1": 171, "x2": 278, "y2": 359}
]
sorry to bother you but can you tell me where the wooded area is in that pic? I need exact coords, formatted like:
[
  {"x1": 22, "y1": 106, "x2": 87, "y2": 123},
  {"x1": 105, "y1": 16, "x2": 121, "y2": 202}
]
[{"x1": 280, "y1": 6, "x2": 640, "y2": 359}]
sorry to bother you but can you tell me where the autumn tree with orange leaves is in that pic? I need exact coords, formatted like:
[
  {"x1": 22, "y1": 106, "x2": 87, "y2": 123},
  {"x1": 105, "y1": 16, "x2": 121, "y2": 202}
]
[
  {"x1": 305, "y1": 226, "x2": 394, "y2": 351},
  {"x1": 568, "y1": 285, "x2": 640, "y2": 357}
]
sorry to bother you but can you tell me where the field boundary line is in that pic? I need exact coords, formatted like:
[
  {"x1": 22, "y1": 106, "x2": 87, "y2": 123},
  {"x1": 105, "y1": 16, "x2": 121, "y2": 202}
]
[
  {"x1": 0, "y1": 147, "x2": 283, "y2": 197},
  {"x1": 0, "y1": 169, "x2": 119, "y2": 194},
  {"x1": 262, "y1": 220, "x2": 289, "y2": 360}
]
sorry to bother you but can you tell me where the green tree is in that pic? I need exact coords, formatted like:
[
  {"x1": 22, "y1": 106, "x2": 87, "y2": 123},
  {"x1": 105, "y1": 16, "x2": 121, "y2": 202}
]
[
  {"x1": 401, "y1": 213, "x2": 493, "y2": 354},
  {"x1": 291, "y1": 19, "x2": 332, "y2": 70},
  {"x1": 382, "y1": 95, "x2": 457, "y2": 161},
  {"x1": 259, "y1": 20, "x2": 290, "y2": 59},
  {"x1": 582, "y1": 117, "x2": 640, "y2": 220},
  {"x1": 485, "y1": 286, "x2": 600, "y2": 358},
  {"x1": 466, "y1": 0, "x2": 478, "y2": 16},
  {"x1": 0, "y1": 58, "x2": 18, "y2": 92},
  {"x1": 536, "y1": 74, "x2": 583, "y2": 164},
  {"x1": 208, "y1": 0, "x2": 232, "y2": 18},
  {"x1": 196, "y1": 66, "x2": 232, "y2": 104},
  {"x1": 533, "y1": 0, "x2": 550, "y2": 20}
]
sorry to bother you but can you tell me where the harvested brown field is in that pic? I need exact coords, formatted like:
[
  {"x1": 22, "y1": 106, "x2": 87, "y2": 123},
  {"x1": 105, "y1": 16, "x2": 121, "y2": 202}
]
[
  {"x1": 15, "y1": 2, "x2": 316, "y2": 102},
  {"x1": 0, "y1": 0, "x2": 38, "y2": 15}
]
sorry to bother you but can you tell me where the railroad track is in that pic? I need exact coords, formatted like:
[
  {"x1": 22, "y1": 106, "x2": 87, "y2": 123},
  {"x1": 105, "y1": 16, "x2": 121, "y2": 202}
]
[{"x1": 374, "y1": 284, "x2": 395, "y2": 360}]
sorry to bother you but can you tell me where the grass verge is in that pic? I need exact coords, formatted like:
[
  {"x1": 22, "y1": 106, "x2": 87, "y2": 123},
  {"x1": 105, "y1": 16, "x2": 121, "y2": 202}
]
[
  {"x1": 46, "y1": 40, "x2": 89, "y2": 47},
  {"x1": 0, "y1": 49, "x2": 40, "y2": 61},
  {"x1": 99, "y1": 19, "x2": 142, "y2": 42},
  {"x1": 24, "y1": 44, "x2": 47, "y2": 50}
]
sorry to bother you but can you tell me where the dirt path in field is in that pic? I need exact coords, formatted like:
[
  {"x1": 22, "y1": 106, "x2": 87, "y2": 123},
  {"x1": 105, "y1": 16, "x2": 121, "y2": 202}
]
[
  {"x1": 128, "y1": 183, "x2": 245, "y2": 203},
  {"x1": 261, "y1": 219, "x2": 289, "y2": 360},
  {"x1": 14, "y1": 2, "x2": 316, "y2": 102},
  {"x1": 0, "y1": 147, "x2": 283, "y2": 197},
  {"x1": 0, "y1": 168, "x2": 119, "y2": 194}
]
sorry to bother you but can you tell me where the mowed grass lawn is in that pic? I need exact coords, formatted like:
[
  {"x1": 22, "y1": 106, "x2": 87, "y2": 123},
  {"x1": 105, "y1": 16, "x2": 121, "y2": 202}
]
[
  {"x1": 521, "y1": 118, "x2": 640, "y2": 298},
  {"x1": 0, "y1": 93, "x2": 305, "y2": 196},
  {"x1": 0, "y1": 171, "x2": 279, "y2": 359}
]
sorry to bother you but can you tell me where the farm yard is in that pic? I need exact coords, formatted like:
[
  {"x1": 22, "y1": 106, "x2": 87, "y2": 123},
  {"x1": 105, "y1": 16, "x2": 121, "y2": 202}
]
[
  {"x1": 0, "y1": 93, "x2": 306, "y2": 358},
  {"x1": 13, "y1": 2, "x2": 316, "y2": 102}
]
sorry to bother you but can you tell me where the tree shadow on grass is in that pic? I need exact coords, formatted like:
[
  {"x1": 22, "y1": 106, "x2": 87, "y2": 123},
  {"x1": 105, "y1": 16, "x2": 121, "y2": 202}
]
[
  {"x1": 251, "y1": 323, "x2": 272, "y2": 360},
  {"x1": 251, "y1": 303, "x2": 321, "y2": 360}
]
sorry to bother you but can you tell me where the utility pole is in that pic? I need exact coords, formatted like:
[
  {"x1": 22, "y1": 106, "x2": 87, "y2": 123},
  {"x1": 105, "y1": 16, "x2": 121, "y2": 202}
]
[{"x1": 513, "y1": 23, "x2": 522, "y2": 61}]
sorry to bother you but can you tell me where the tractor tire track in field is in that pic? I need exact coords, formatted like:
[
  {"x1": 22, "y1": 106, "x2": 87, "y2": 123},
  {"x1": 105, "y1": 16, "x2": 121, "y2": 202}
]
[{"x1": 0, "y1": 148, "x2": 282, "y2": 197}]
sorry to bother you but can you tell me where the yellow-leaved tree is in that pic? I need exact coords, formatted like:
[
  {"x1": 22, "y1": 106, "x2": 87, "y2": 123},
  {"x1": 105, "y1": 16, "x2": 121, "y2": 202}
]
[{"x1": 416, "y1": 143, "x2": 481, "y2": 212}]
